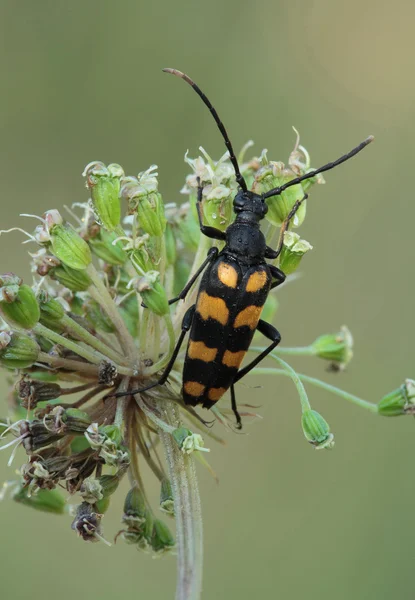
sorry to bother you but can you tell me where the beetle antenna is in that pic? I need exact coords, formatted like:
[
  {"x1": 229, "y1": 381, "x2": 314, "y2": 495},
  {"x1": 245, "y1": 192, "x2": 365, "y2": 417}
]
[
  {"x1": 262, "y1": 135, "x2": 374, "y2": 200},
  {"x1": 163, "y1": 68, "x2": 248, "y2": 193}
]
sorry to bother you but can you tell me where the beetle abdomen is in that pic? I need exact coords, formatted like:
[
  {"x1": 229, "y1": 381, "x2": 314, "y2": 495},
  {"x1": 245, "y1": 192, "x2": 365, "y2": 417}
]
[{"x1": 182, "y1": 255, "x2": 271, "y2": 407}]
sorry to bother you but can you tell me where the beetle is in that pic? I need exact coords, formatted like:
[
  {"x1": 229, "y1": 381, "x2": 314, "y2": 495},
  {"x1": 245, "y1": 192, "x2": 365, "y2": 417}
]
[{"x1": 116, "y1": 68, "x2": 373, "y2": 428}]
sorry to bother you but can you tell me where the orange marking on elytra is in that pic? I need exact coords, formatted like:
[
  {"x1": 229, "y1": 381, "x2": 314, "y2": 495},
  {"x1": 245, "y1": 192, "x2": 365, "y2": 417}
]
[
  {"x1": 218, "y1": 262, "x2": 238, "y2": 288},
  {"x1": 188, "y1": 340, "x2": 218, "y2": 362},
  {"x1": 184, "y1": 381, "x2": 206, "y2": 397},
  {"x1": 197, "y1": 291, "x2": 229, "y2": 326},
  {"x1": 222, "y1": 349, "x2": 246, "y2": 369},
  {"x1": 233, "y1": 305, "x2": 262, "y2": 329},
  {"x1": 207, "y1": 387, "x2": 227, "y2": 402},
  {"x1": 246, "y1": 270, "x2": 268, "y2": 293}
]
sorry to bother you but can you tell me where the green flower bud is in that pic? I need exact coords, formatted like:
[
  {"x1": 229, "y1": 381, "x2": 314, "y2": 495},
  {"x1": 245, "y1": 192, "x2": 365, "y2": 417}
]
[
  {"x1": 17, "y1": 376, "x2": 61, "y2": 409},
  {"x1": 80, "y1": 474, "x2": 120, "y2": 504},
  {"x1": 160, "y1": 478, "x2": 174, "y2": 516},
  {"x1": 122, "y1": 486, "x2": 147, "y2": 527},
  {"x1": 121, "y1": 167, "x2": 166, "y2": 236},
  {"x1": 88, "y1": 230, "x2": 128, "y2": 265},
  {"x1": 61, "y1": 408, "x2": 92, "y2": 433},
  {"x1": 172, "y1": 427, "x2": 210, "y2": 454},
  {"x1": 200, "y1": 185, "x2": 233, "y2": 232},
  {"x1": 13, "y1": 485, "x2": 66, "y2": 514},
  {"x1": 0, "y1": 281, "x2": 40, "y2": 329},
  {"x1": 151, "y1": 519, "x2": 175, "y2": 554},
  {"x1": 49, "y1": 223, "x2": 91, "y2": 270},
  {"x1": 50, "y1": 263, "x2": 91, "y2": 292},
  {"x1": 38, "y1": 294, "x2": 65, "y2": 331},
  {"x1": 136, "y1": 271, "x2": 169, "y2": 316},
  {"x1": 253, "y1": 161, "x2": 307, "y2": 227},
  {"x1": 85, "y1": 423, "x2": 129, "y2": 467},
  {"x1": 311, "y1": 325, "x2": 353, "y2": 370},
  {"x1": 378, "y1": 379, "x2": 415, "y2": 416},
  {"x1": 278, "y1": 232, "x2": 313, "y2": 275},
  {"x1": 0, "y1": 331, "x2": 40, "y2": 369},
  {"x1": 301, "y1": 409, "x2": 334, "y2": 449},
  {"x1": 83, "y1": 161, "x2": 123, "y2": 231}
]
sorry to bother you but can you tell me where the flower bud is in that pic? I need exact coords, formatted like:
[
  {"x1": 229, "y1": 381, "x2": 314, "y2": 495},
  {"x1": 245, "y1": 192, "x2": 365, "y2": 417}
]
[
  {"x1": 121, "y1": 167, "x2": 166, "y2": 236},
  {"x1": 83, "y1": 161, "x2": 123, "y2": 231},
  {"x1": 0, "y1": 331, "x2": 40, "y2": 369},
  {"x1": 17, "y1": 376, "x2": 61, "y2": 409},
  {"x1": 136, "y1": 271, "x2": 169, "y2": 316},
  {"x1": 311, "y1": 326, "x2": 353, "y2": 370},
  {"x1": 378, "y1": 379, "x2": 415, "y2": 416},
  {"x1": 85, "y1": 423, "x2": 129, "y2": 467},
  {"x1": 160, "y1": 478, "x2": 174, "y2": 516},
  {"x1": 13, "y1": 485, "x2": 66, "y2": 514},
  {"x1": 71, "y1": 501, "x2": 103, "y2": 542},
  {"x1": 172, "y1": 427, "x2": 210, "y2": 454},
  {"x1": 278, "y1": 232, "x2": 313, "y2": 275},
  {"x1": 151, "y1": 519, "x2": 175, "y2": 555},
  {"x1": 61, "y1": 408, "x2": 92, "y2": 433},
  {"x1": 38, "y1": 294, "x2": 65, "y2": 330},
  {"x1": 122, "y1": 486, "x2": 147, "y2": 527},
  {"x1": 50, "y1": 263, "x2": 91, "y2": 292},
  {"x1": 301, "y1": 409, "x2": 334, "y2": 449},
  {"x1": 95, "y1": 496, "x2": 111, "y2": 514},
  {"x1": 0, "y1": 280, "x2": 40, "y2": 329},
  {"x1": 0, "y1": 273, "x2": 22, "y2": 302},
  {"x1": 49, "y1": 223, "x2": 91, "y2": 270},
  {"x1": 252, "y1": 161, "x2": 307, "y2": 227},
  {"x1": 88, "y1": 230, "x2": 128, "y2": 265},
  {"x1": 200, "y1": 185, "x2": 233, "y2": 232}
]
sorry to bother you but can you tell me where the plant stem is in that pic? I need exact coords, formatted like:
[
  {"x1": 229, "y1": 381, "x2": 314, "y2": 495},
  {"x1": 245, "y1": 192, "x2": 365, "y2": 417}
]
[
  {"x1": 250, "y1": 347, "x2": 311, "y2": 412},
  {"x1": 34, "y1": 323, "x2": 134, "y2": 376},
  {"x1": 273, "y1": 345, "x2": 315, "y2": 356},
  {"x1": 37, "y1": 352, "x2": 99, "y2": 376},
  {"x1": 253, "y1": 367, "x2": 378, "y2": 413},
  {"x1": 61, "y1": 314, "x2": 129, "y2": 366},
  {"x1": 86, "y1": 263, "x2": 138, "y2": 361},
  {"x1": 156, "y1": 398, "x2": 203, "y2": 600}
]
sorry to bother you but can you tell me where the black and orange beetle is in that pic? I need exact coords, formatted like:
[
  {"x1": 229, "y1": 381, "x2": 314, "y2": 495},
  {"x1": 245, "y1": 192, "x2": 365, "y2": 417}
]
[{"x1": 117, "y1": 68, "x2": 373, "y2": 428}]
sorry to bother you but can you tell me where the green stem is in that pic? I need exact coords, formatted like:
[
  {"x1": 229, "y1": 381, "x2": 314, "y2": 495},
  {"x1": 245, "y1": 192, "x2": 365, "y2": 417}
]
[
  {"x1": 37, "y1": 352, "x2": 99, "y2": 376},
  {"x1": 253, "y1": 367, "x2": 378, "y2": 413},
  {"x1": 86, "y1": 263, "x2": 138, "y2": 361},
  {"x1": 156, "y1": 399, "x2": 203, "y2": 600},
  {"x1": 61, "y1": 314, "x2": 129, "y2": 367},
  {"x1": 144, "y1": 314, "x2": 176, "y2": 376},
  {"x1": 34, "y1": 323, "x2": 134, "y2": 376},
  {"x1": 250, "y1": 347, "x2": 311, "y2": 412},
  {"x1": 273, "y1": 345, "x2": 315, "y2": 356},
  {"x1": 114, "y1": 377, "x2": 129, "y2": 428}
]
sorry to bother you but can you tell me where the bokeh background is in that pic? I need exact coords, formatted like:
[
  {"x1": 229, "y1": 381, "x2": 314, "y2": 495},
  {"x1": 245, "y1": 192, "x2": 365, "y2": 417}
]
[{"x1": 0, "y1": 1, "x2": 414, "y2": 599}]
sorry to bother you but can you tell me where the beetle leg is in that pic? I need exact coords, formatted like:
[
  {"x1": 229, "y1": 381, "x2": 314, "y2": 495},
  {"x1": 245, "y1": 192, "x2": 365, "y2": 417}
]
[
  {"x1": 111, "y1": 305, "x2": 196, "y2": 398},
  {"x1": 166, "y1": 247, "x2": 218, "y2": 305},
  {"x1": 233, "y1": 319, "x2": 281, "y2": 384},
  {"x1": 230, "y1": 384, "x2": 242, "y2": 430},
  {"x1": 268, "y1": 264, "x2": 286, "y2": 290}
]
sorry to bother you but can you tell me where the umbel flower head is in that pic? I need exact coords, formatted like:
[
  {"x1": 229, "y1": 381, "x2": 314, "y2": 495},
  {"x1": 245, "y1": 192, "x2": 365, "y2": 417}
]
[{"x1": 0, "y1": 125, "x2": 407, "y2": 598}]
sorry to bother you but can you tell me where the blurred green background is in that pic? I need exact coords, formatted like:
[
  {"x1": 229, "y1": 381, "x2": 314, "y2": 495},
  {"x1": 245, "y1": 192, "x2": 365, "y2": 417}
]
[{"x1": 1, "y1": 0, "x2": 414, "y2": 598}]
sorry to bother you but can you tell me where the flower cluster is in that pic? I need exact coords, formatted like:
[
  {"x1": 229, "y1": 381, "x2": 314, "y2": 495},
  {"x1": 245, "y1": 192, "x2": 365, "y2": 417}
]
[{"x1": 0, "y1": 134, "x2": 410, "y2": 561}]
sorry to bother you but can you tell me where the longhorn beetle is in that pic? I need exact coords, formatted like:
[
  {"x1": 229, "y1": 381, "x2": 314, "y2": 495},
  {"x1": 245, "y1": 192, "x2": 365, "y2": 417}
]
[{"x1": 115, "y1": 68, "x2": 373, "y2": 429}]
